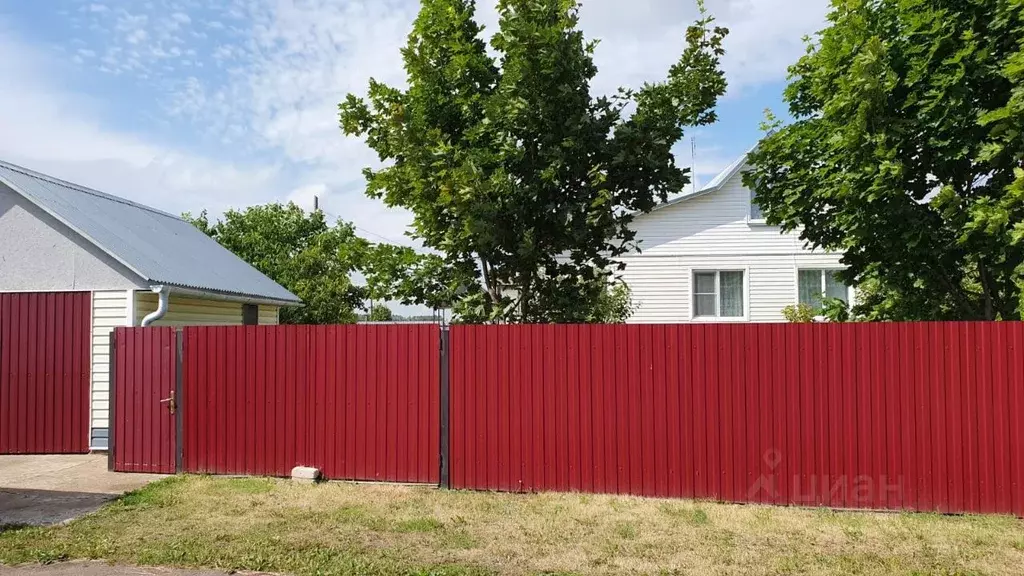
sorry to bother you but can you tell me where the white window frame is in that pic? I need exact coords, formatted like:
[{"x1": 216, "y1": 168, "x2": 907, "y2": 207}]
[
  {"x1": 690, "y1": 268, "x2": 749, "y2": 322},
  {"x1": 794, "y1": 268, "x2": 853, "y2": 306}
]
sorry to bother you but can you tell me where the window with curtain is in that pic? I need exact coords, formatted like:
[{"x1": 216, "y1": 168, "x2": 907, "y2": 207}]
[
  {"x1": 692, "y1": 270, "x2": 745, "y2": 318},
  {"x1": 750, "y1": 188, "x2": 764, "y2": 220},
  {"x1": 798, "y1": 269, "x2": 849, "y2": 307}
]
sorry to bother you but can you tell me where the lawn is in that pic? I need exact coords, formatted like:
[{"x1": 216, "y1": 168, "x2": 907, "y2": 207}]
[{"x1": 1, "y1": 476, "x2": 1023, "y2": 575}]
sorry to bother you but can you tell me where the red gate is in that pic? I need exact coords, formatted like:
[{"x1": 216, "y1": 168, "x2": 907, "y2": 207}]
[
  {"x1": 0, "y1": 292, "x2": 91, "y2": 454},
  {"x1": 180, "y1": 325, "x2": 440, "y2": 482},
  {"x1": 111, "y1": 327, "x2": 178, "y2": 473}
]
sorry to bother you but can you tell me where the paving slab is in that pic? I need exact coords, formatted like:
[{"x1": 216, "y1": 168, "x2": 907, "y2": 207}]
[{"x1": 0, "y1": 455, "x2": 165, "y2": 526}]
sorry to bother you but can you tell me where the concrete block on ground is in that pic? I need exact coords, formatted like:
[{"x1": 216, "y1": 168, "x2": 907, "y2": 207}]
[{"x1": 290, "y1": 466, "x2": 321, "y2": 483}]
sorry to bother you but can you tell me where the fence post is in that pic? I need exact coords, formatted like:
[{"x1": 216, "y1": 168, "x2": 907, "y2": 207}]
[
  {"x1": 439, "y1": 327, "x2": 450, "y2": 489},
  {"x1": 175, "y1": 328, "x2": 184, "y2": 473},
  {"x1": 107, "y1": 329, "x2": 116, "y2": 471}
]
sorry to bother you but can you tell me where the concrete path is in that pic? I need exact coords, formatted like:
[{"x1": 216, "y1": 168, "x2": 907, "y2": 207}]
[
  {"x1": 0, "y1": 455, "x2": 165, "y2": 526},
  {"x1": 0, "y1": 561, "x2": 273, "y2": 575}
]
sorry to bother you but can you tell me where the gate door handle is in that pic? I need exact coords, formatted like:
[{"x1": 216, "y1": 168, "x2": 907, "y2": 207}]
[{"x1": 159, "y1": 391, "x2": 177, "y2": 415}]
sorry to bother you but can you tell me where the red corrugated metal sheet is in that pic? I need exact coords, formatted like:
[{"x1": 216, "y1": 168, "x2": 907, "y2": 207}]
[
  {"x1": 0, "y1": 292, "x2": 90, "y2": 454},
  {"x1": 181, "y1": 325, "x2": 439, "y2": 482},
  {"x1": 450, "y1": 323, "x2": 1024, "y2": 516},
  {"x1": 112, "y1": 327, "x2": 177, "y2": 473}
]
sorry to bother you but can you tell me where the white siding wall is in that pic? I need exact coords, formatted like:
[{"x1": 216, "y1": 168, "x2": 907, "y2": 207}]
[
  {"x1": 90, "y1": 290, "x2": 130, "y2": 448},
  {"x1": 621, "y1": 165, "x2": 846, "y2": 323},
  {"x1": 135, "y1": 292, "x2": 280, "y2": 326},
  {"x1": 621, "y1": 253, "x2": 847, "y2": 323}
]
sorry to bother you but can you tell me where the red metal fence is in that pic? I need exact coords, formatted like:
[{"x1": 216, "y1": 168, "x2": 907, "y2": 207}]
[
  {"x1": 0, "y1": 292, "x2": 90, "y2": 454},
  {"x1": 110, "y1": 321, "x2": 1024, "y2": 517},
  {"x1": 449, "y1": 323, "x2": 1024, "y2": 516},
  {"x1": 181, "y1": 325, "x2": 440, "y2": 482},
  {"x1": 112, "y1": 327, "x2": 177, "y2": 473}
]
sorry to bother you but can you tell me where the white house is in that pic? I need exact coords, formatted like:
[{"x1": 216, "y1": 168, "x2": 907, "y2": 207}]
[
  {"x1": 0, "y1": 159, "x2": 301, "y2": 452},
  {"x1": 619, "y1": 153, "x2": 852, "y2": 323}
]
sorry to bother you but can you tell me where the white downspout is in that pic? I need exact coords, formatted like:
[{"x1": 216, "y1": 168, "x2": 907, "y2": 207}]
[{"x1": 141, "y1": 285, "x2": 170, "y2": 327}]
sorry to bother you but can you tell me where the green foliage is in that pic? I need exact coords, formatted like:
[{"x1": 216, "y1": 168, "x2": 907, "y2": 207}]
[
  {"x1": 340, "y1": 0, "x2": 727, "y2": 323},
  {"x1": 744, "y1": 0, "x2": 1024, "y2": 320},
  {"x1": 183, "y1": 204, "x2": 368, "y2": 324},
  {"x1": 368, "y1": 304, "x2": 394, "y2": 322},
  {"x1": 820, "y1": 297, "x2": 851, "y2": 323},
  {"x1": 361, "y1": 244, "x2": 467, "y2": 312},
  {"x1": 782, "y1": 303, "x2": 817, "y2": 323},
  {"x1": 591, "y1": 282, "x2": 636, "y2": 324}
]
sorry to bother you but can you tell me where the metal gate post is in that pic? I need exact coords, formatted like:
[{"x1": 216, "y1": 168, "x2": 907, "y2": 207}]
[
  {"x1": 107, "y1": 329, "x2": 116, "y2": 471},
  {"x1": 439, "y1": 327, "x2": 450, "y2": 489},
  {"x1": 175, "y1": 328, "x2": 184, "y2": 473}
]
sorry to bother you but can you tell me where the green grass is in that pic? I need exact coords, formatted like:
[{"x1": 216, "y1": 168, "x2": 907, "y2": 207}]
[
  {"x1": 396, "y1": 518, "x2": 446, "y2": 533},
  {"x1": 613, "y1": 522, "x2": 638, "y2": 540},
  {"x1": 658, "y1": 503, "x2": 710, "y2": 526},
  {"x1": 0, "y1": 477, "x2": 487, "y2": 576},
  {"x1": 1, "y1": 475, "x2": 1023, "y2": 575}
]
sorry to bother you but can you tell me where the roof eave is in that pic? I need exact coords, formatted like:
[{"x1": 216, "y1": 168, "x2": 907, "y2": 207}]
[{"x1": 153, "y1": 282, "x2": 303, "y2": 308}]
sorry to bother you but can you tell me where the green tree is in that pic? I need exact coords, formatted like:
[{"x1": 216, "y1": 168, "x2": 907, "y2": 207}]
[
  {"x1": 360, "y1": 244, "x2": 468, "y2": 312},
  {"x1": 744, "y1": 0, "x2": 1024, "y2": 320},
  {"x1": 340, "y1": 0, "x2": 727, "y2": 323},
  {"x1": 183, "y1": 203, "x2": 369, "y2": 324},
  {"x1": 368, "y1": 304, "x2": 394, "y2": 322}
]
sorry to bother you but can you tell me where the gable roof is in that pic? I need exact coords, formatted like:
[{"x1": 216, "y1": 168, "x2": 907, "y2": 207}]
[
  {"x1": 647, "y1": 150, "x2": 751, "y2": 214},
  {"x1": 0, "y1": 159, "x2": 301, "y2": 305}
]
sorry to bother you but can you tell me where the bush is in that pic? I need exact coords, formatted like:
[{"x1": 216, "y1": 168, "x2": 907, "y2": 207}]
[
  {"x1": 782, "y1": 303, "x2": 817, "y2": 323},
  {"x1": 592, "y1": 283, "x2": 636, "y2": 324}
]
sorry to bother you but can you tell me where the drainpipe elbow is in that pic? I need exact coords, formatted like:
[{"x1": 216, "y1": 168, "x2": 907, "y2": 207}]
[{"x1": 141, "y1": 285, "x2": 170, "y2": 327}]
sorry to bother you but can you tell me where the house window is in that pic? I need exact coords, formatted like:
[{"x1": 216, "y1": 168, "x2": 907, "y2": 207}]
[
  {"x1": 242, "y1": 304, "x2": 259, "y2": 326},
  {"x1": 798, "y1": 269, "x2": 849, "y2": 307},
  {"x1": 693, "y1": 270, "x2": 745, "y2": 318},
  {"x1": 750, "y1": 188, "x2": 765, "y2": 220}
]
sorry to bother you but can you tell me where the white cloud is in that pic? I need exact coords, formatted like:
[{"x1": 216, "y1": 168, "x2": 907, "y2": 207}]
[
  {"x1": 473, "y1": 0, "x2": 826, "y2": 96},
  {"x1": 0, "y1": 9, "x2": 420, "y2": 272},
  {"x1": 0, "y1": 20, "x2": 277, "y2": 216},
  {"x1": 56, "y1": 0, "x2": 823, "y2": 257},
  {"x1": 125, "y1": 28, "x2": 148, "y2": 45},
  {"x1": 166, "y1": 0, "x2": 825, "y2": 167}
]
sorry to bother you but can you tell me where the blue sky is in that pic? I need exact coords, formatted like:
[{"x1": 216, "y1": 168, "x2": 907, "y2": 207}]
[{"x1": 0, "y1": 0, "x2": 828, "y2": 248}]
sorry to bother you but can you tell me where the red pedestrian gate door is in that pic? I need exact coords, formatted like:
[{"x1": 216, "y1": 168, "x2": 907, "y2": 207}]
[
  {"x1": 0, "y1": 292, "x2": 91, "y2": 454},
  {"x1": 111, "y1": 327, "x2": 178, "y2": 473}
]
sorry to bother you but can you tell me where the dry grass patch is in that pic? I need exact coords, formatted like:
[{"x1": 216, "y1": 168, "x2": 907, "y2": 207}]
[{"x1": 1, "y1": 475, "x2": 1022, "y2": 575}]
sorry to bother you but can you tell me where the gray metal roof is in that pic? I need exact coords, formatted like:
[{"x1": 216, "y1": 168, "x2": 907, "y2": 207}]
[{"x1": 0, "y1": 159, "x2": 301, "y2": 305}]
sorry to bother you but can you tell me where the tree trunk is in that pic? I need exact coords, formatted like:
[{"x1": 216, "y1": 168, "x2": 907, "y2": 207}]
[
  {"x1": 519, "y1": 275, "x2": 532, "y2": 322},
  {"x1": 978, "y1": 261, "x2": 996, "y2": 320}
]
